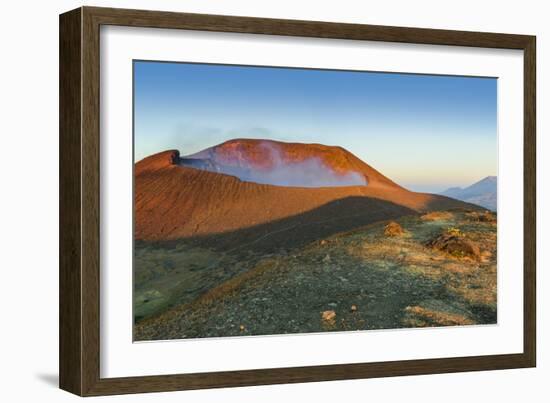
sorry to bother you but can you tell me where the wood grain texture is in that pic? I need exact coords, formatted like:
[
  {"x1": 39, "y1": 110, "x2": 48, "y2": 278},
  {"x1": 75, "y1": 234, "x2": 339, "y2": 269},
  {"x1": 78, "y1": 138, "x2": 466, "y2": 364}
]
[
  {"x1": 59, "y1": 6, "x2": 537, "y2": 396},
  {"x1": 59, "y1": 7, "x2": 82, "y2": 396},
  {"x1": 523, "y1": 38, "x2": 536, "y2": 367},
  {"x1": 81, "y1": 6, "x2": 102, "y2": 396},
  {"x1": 86, "y1": 6, "x2": 532, "y2": 49}
]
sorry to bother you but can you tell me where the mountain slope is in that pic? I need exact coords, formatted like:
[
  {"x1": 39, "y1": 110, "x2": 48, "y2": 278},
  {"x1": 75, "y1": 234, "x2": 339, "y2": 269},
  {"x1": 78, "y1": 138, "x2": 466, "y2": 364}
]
[
  {"x1": 182, "y1": 138, "x2": 401, "y2": 189},
  {"x1": 135, "y1": 209, "x2": 497, "y2": 339},
  {"x1": 135, "y1": 140, "x2": 482, "y2": 242},
  {"x1": 441, "y1": 176, "x2": 497, "y2": 211}
]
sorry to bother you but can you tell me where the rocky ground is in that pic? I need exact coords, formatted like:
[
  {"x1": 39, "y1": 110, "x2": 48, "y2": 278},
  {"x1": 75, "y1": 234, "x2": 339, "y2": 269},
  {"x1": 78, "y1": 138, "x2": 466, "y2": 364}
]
[{"x1": 134, "y1": 209, "x2": 497, "y2": 341}]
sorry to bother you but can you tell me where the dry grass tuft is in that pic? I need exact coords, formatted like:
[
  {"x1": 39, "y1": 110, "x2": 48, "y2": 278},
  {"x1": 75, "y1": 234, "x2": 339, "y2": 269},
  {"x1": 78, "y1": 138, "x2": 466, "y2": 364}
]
[
  {"x1": 421, "y1": 211, "x2": 454, "y2": 221},
  {"x1": 384, "y1": 221, "x2": 405, "y2": 237},
  {"x1": 404, "y1": 305, "x2": 474, "y2": 326}
]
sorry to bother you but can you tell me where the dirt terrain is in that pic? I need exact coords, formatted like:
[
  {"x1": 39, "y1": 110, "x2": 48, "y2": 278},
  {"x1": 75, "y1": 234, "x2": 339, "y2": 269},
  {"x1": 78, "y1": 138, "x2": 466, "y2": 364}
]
[
  {"x1": 134, "y1": 209, "x2": 497, "y2": 340},
  {"x1": 133, "y1": 139, "x2": 494, "y2": 340}
]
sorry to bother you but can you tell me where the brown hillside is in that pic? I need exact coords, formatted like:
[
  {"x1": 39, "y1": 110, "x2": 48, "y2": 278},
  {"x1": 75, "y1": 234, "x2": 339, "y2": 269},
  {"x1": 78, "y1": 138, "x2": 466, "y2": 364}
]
[
  {"x1": 135, "y1": 140, "x2": 478, "y2": 242},
  {"x1": 185, "y1": 138, "x2": 401, "y2": 189}
]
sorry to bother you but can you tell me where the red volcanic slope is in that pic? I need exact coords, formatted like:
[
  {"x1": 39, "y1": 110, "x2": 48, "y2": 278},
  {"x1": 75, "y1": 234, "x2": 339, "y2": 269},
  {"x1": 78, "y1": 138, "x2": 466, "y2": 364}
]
[
  {"x1": 135, "y1": 140, "x2": 474, "y2": 241},
  {"x1": 186, "y1": 139, "x2": 400, "y2": 189}
]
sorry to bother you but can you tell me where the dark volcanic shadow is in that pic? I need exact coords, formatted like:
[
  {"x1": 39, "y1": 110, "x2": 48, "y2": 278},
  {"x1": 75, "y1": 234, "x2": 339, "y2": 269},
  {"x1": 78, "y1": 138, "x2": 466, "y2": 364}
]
[
  {"x1": 133, "y1": 196, "x2": 417, "y2": 325},
  {"x1": 138, "y1": 196, "x2": 417, "y2": 254},
  {"x1": 135, "y1": 227, "x2": 496, "y2": 341}
]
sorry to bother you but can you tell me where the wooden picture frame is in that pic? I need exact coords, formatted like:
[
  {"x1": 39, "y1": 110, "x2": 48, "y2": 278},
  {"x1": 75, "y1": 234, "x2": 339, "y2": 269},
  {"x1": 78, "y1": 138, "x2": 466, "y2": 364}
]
[{"x1": 59, "y1": 6, "x2": 536, "y2": 396}]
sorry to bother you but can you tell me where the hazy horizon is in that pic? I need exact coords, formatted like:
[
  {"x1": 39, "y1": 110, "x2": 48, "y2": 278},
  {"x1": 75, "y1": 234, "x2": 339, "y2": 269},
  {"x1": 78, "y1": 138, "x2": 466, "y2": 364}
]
[{"x1": 134, "y1": 61, "x2": 497, "y2": 193}]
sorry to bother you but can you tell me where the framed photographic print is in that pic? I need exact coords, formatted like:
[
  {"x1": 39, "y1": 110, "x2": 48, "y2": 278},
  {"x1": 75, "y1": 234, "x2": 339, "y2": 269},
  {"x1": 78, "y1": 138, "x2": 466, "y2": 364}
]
[{"x1": 59, "y1": 6, "x2": 536, "y2": 396}]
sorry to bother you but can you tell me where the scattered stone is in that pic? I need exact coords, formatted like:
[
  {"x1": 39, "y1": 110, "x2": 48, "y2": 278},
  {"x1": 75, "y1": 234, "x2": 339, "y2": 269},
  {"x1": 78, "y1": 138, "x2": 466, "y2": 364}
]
[
  {"x1": 426, "y1": 231, "x2": 481, "y2": 260},
  {"x1": 321, "y1": 310, "x2": 336, "y2": 322},
  {"x1": 384, "y1": 221, "x2": 404, "y2": 237},
  {"x1": 323, "y1": 254, "x2": 331, "y2": 263},
  {"x1": 328, "y1": 302, "x2": 338, "y2": 307},
  {"x1": 467, "y1": 210, "x2": 497, "y2": 223},
  {"x1": 404, "y1": 302, "x2": 475, "y2": 326},
  {"x1": 480, "y1": 211, "x2": 497, "y2": 223},
  {"x1": 480, "y1": 250, "x2": 493, "y2": 263}
]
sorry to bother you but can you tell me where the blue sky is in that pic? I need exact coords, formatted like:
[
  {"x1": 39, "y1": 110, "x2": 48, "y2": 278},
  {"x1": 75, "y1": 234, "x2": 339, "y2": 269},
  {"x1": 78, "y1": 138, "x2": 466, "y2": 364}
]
[{"x1": 134, "y1": 61, "x2": 497, "y2": 193}]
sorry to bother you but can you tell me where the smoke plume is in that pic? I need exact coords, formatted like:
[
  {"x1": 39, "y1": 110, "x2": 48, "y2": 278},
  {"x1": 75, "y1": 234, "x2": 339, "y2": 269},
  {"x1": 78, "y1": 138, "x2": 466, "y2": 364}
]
[{"x1": 181, "y1": 141, "x2": 367, "y2": 188}]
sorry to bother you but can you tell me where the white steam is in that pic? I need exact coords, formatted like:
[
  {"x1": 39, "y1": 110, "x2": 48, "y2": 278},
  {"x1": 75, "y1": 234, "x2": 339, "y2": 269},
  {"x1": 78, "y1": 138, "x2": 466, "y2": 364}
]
[{"x1": 181, "y1": 142, "x2": 367, "y2": 188}]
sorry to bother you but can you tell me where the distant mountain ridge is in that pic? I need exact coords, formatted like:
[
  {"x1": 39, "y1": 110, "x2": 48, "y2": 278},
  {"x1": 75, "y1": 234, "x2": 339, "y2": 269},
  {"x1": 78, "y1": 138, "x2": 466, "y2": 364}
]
[{"x1": 441, "y1": 176, "x2": 497, "y2": 211}]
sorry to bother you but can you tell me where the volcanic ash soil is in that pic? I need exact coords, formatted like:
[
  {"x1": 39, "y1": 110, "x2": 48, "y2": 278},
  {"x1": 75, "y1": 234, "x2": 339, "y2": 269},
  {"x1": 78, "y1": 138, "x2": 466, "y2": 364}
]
[{"x1": 134, "y1": 209, "x2": 497, "y2": 340}]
